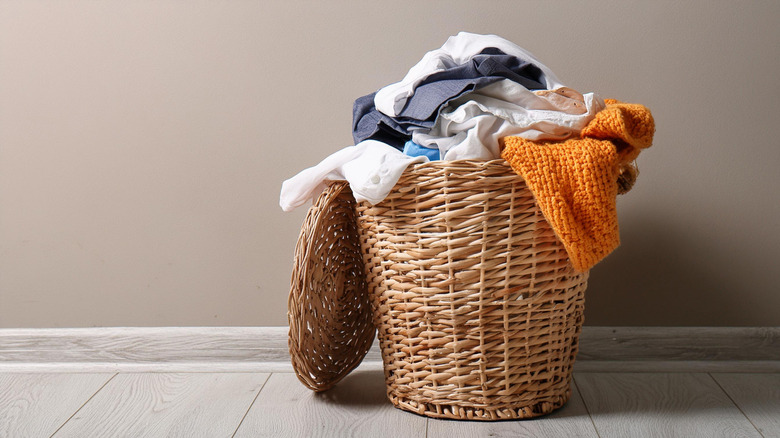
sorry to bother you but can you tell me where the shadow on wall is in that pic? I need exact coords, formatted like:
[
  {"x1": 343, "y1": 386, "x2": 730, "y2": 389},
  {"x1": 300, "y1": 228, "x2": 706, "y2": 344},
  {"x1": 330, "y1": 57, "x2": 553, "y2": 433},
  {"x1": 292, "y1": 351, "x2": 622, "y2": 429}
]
[{"x1": 584, "y1": 214, "x2": 755, "y2": 326}]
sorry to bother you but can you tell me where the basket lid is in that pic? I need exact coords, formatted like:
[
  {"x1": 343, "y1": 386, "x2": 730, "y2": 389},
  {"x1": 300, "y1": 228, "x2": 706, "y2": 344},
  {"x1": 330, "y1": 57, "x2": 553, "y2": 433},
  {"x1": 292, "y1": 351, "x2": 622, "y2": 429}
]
[{"x1": 287, "y1": 181, "x2": 374, "y2": 392}]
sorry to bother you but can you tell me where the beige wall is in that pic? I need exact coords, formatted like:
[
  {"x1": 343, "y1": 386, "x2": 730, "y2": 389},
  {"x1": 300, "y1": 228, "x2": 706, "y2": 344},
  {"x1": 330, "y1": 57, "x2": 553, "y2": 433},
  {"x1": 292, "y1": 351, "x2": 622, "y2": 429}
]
[{"x1": 1, "y1": 1, "x2": 778, "y2": 328}]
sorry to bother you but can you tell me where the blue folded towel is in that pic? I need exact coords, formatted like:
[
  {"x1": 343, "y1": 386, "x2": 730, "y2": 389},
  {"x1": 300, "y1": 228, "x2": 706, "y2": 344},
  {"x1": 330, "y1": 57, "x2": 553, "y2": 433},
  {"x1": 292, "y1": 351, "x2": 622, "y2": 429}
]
[{"x1": 403, "y1": 140, "x2": 440, "y2": 161}]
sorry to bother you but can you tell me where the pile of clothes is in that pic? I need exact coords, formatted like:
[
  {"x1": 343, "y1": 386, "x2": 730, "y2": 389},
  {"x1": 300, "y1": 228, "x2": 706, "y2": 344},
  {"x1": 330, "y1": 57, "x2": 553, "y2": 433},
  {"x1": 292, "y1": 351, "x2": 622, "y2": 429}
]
[{"x1": 280, "y1": 32, "x2": 654, "y2": 271}]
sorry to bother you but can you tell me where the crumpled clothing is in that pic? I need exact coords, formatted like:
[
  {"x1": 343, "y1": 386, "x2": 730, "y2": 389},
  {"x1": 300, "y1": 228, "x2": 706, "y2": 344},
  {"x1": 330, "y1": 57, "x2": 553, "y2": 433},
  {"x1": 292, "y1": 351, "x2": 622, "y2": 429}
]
[
  {"x1": 413, "y1": 80, "x2": 606, "y2": 160},
  {"x1": 352, "y1": 92, "x2": 414, "y2": 149},
  {"x1": 500, "y1": 100, "x2": 655, "y2": 272},
  {"x1": 392, "y1": 49, "x2": 546, "y2": 121},
  {"x1": 280, "y1": 140, "x2": 428, "y2": 212},
  {"x1": 374, "y1": 32, "x2": 564, "y2": 117},
  {"x1": 352, "y1": 50, "x2": 549, "y2": 149}
]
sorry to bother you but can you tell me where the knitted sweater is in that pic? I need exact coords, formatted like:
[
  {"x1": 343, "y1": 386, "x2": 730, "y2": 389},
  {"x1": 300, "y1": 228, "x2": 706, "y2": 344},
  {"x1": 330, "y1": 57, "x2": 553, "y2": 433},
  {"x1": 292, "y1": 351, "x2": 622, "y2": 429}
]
[{"x1": 500, "y1": 100, "x2": 654, "y2": 272}]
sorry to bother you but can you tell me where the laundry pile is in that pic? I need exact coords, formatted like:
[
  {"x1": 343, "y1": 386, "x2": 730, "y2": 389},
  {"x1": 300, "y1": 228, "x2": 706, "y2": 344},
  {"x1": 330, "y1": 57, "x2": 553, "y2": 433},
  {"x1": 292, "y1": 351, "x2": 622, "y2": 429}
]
[{"x1": 280, "y1": 32, "x2": 654, "y2": 271}]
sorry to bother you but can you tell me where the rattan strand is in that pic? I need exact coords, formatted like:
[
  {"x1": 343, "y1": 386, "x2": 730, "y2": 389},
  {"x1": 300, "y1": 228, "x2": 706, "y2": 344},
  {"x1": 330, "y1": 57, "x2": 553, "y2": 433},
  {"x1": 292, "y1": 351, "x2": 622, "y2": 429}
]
[
  {"x1": 288, "y1": 182, "x2": 375, "y2": 392},
  {"x1": 356, "y1": 159, "x2": 588, "y2": 420}
]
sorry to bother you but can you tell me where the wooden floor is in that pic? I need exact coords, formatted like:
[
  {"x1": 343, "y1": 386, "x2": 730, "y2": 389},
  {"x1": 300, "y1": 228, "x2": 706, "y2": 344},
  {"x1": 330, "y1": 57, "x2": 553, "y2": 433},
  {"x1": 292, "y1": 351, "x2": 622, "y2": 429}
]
[{"x1": 1, "y1": 367, "x2": 777, "y2": 438}]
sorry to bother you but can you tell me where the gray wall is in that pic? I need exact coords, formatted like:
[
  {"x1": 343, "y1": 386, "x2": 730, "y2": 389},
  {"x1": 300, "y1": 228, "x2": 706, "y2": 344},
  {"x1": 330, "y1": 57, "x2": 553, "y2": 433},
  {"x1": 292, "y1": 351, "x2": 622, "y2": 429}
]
[{"x1": 1, "y1": 1, "x2": 778, "y2": 328}]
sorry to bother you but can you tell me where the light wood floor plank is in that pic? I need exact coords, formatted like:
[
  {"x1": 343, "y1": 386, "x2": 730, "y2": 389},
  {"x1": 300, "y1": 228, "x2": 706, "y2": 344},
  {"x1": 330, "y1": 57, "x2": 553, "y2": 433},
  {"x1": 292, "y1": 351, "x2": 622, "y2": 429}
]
[
  {"x1": 712, "y1": 373, "x2": 780, "y2": 437},
  {"x1": 234, "y1": 371, "x2": 426, "y2": 438},
  {"x1": 0, "y1": 373, "x2": 114, "y2": 437},
  {"x1": 427, "y1": 378, "x2": 598, "y2": 438},
  {"x1": 52, "y1": 372, "x2": 269, "y2": 437},
  {"x1": 574, "y1": 373, "x2": 762, "y2": 438}
]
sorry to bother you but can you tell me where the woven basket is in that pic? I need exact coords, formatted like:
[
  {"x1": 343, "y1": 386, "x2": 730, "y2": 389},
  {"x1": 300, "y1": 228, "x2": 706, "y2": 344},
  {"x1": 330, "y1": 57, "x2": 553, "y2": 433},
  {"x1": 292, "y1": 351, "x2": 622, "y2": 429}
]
[{"x1": 355, "y1": 159, "x2": 588, "y2": 420}]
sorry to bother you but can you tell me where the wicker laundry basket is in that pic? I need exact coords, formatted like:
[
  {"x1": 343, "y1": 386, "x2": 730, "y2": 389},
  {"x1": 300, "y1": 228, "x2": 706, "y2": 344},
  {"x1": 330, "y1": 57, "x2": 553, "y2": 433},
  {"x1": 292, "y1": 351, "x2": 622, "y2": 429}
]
[{"x1": 289, "y1": 159, "x2": 588, "y2": 421}]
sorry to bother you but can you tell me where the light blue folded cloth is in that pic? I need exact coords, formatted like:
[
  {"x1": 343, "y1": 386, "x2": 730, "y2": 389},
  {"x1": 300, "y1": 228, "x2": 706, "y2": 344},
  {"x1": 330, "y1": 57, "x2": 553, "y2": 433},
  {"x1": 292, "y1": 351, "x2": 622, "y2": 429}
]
[{"x1": 402, "y1": 140, "x2": 440, "y2": 161}]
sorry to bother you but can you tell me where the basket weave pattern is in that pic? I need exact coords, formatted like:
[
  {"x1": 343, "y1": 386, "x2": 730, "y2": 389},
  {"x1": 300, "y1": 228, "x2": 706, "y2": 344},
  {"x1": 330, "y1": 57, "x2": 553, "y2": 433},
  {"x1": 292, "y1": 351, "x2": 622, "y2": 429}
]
[
  {"x1": 356, "y1": 160, "x2": 588, "y2": 420},
  {"x1": 288, "y1": 182, "x2": 375, "y2": 392}
]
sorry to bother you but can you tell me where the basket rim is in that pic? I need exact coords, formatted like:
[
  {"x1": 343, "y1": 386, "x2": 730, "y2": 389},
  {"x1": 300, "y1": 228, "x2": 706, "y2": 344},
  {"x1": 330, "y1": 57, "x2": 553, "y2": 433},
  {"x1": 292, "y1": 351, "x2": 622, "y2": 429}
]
[{"x1": 404, "y1": 157, "x2": 512, "y2": 171}]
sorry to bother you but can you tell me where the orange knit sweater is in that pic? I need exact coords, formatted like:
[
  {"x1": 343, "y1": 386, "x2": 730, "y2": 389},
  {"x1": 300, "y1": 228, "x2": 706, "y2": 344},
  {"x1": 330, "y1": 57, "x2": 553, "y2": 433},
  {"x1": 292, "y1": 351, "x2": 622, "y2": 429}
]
[{"x1": 500, "y1": 100, "x2": 654, "y2": 272}]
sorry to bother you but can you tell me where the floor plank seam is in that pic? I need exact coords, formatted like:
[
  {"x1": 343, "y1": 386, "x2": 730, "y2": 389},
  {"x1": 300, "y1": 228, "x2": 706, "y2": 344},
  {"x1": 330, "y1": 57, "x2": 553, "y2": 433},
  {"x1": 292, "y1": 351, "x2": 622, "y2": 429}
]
[
  {"x1": 707, "y1": 373, "x2": 766, "y2": 438},
  {"x1": 571, "y1": 375, "x2": 602, "y2": 438},
  {"x1": 47, "y1": 372, "x2": 118, "y2": 438},
  {"x1": 230, "y1": 372, "x2": 271, "y2": 438}
]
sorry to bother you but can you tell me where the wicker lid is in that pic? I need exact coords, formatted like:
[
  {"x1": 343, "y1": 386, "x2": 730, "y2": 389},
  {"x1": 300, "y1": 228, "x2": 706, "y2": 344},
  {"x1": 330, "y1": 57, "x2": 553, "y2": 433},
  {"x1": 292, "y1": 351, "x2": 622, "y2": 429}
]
[{"x1": 287, "y1": 181, "x2": 375, "y2": 392}]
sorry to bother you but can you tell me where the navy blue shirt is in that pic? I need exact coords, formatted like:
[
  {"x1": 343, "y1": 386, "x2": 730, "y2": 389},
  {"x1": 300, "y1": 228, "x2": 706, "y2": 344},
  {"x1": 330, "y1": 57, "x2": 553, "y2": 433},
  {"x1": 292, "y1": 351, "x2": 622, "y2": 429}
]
[{"x1": 352, "y1": 48, "x2": 547, "y2": 149}]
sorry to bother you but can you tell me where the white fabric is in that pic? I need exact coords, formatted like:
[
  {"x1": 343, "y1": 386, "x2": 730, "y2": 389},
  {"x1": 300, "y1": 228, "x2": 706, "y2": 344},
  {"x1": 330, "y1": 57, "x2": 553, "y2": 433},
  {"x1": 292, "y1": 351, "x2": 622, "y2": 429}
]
[
  {"x1": 279, "y1": 140, "x2": 428, "y2": 212},
  {"x1": 374, "y1": 32, "x2": 565, "y2": 117},
  {"x1": 412, "y1": 81, "x2": 606, "y2": 161}
]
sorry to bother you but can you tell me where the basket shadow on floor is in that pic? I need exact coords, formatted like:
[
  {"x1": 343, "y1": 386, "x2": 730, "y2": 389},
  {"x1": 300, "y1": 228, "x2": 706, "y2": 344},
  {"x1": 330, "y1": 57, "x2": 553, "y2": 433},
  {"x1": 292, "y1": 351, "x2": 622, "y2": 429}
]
[
  {"x1": 314, "y1": 367, "x2": 592, "y2": 422},
  {"x1": 313, "y1": 369, "x2": 390, "y2": 407},
  {"x1": 308, "y1": 368, "x2": 763, "y2": 422}
]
